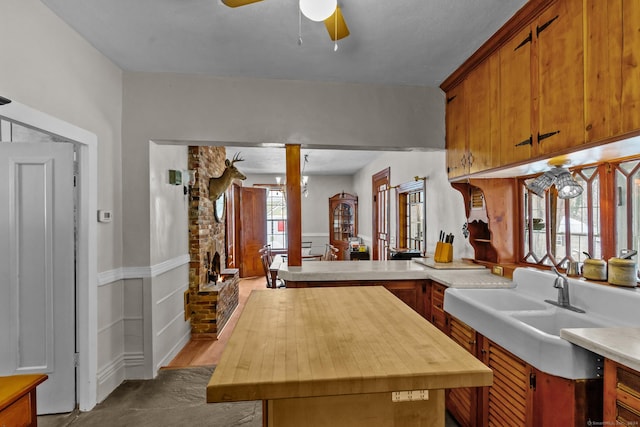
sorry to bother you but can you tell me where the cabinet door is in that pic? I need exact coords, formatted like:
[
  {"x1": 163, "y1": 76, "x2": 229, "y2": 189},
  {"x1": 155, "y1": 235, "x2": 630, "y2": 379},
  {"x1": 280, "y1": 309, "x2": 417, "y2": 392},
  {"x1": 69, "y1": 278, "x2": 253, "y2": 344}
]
[
  {"x1": 447, "y1": 317, "x2": 478, "y2": 427},
  {"x1": 467, "y1": 53, "x2": 500, "y2": 174},
  {"x1": 500, "y1": 25, "x2": 533, "y2": 165},
  {"x1": 536, "y1": 0, "x2": 585, "y2": 154},
  {"x1": 430, "y1": 282, "x2": 447, "y2": 332},
  {"x1": 584, "y1": 0, "x2": 623, "y2": 142},
  {"x1": 446, "y1": 83, "x2": 467, "y2": 179},
  {"x1": 621, "y1": 0, "x2": 640, "y2": 134},
  {"x1": 481, "y1": 339, "x2": 533, "y2": 427}
]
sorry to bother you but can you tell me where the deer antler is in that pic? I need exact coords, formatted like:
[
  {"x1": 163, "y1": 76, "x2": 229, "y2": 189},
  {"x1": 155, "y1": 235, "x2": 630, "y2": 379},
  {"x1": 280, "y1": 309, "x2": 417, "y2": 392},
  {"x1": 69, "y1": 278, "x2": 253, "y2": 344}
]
[{"x1": 231, "y1": 152, "x2": 244, "y2": 164}]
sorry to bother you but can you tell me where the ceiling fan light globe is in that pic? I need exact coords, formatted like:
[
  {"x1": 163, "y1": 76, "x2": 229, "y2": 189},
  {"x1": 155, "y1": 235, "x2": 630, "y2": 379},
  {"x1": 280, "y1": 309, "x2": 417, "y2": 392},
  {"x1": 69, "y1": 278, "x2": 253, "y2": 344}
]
[{"x1": 299, "y1": 0, "x2": 337, "y2": 22}]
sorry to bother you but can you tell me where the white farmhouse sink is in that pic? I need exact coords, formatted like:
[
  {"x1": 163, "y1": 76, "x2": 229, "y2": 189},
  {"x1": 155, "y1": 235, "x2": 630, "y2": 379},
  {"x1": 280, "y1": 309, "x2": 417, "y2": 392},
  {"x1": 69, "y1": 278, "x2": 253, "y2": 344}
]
[
  {"x1": 511, "y1": 310, "x2": 606, "y2": 336},
  {"x1": 444, "y1": 268, "x2": 640, "y2": 379},
  {"x1": 448, "y1": 288, "x2": 548, "y2": 311}
]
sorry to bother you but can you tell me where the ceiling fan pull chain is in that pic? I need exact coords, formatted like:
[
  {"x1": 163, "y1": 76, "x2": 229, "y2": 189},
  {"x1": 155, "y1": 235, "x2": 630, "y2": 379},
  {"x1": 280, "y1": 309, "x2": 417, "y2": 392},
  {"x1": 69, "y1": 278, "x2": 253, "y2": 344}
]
[{"x1": 298, "y1": 7, "x2": 303, "y2": 46}]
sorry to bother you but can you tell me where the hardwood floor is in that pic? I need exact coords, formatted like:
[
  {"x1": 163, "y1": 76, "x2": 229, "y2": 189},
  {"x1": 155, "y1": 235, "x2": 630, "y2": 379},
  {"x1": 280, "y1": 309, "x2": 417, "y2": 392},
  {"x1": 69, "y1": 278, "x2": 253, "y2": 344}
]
[{"x1": 165, "y1": 276, "x2": 267, "y2": 368}]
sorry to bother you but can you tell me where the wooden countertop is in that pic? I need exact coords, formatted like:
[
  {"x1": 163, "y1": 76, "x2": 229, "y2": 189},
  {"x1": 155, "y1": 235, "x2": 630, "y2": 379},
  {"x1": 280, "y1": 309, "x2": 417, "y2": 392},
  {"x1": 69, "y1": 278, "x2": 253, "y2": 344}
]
[
  {"x1": 0, "y1": 374, "x2": 47, "y2": 411},
  {"x1": 207, "y1": 287, "x2": 492, "y2": 403}
]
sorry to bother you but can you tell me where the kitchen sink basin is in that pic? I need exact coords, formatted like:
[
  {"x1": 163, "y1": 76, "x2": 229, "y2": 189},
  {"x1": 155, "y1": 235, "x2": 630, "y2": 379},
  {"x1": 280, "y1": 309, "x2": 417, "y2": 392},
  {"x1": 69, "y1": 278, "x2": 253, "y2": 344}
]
[
  {"x1": 444, "y1": 268, "x2": 640, "y2": 379},
  {"x1": 448, "y1": 288, "x2": 548, "y2": 311},
  {"x1": 511, "y1": 310, "x2": 606, "y2": 336}
]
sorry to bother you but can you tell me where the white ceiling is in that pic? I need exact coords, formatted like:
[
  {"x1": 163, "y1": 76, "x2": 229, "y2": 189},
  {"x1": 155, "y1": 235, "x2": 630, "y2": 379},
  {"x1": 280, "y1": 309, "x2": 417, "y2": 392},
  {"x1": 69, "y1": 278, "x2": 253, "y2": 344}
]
[{"x1": 41, "y1": 0, "x2": 527, "y2": 174}]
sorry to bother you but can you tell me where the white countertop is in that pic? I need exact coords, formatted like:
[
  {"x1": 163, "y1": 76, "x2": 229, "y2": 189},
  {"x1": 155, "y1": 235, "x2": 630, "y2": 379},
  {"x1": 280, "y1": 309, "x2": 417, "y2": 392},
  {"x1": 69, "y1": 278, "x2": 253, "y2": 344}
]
[
  {"x1": 561, "y1": 327, "x2": 640, "y2": 373},
  {"x1": 277, "y1": 259, "x2": 514, "y2": 288}
]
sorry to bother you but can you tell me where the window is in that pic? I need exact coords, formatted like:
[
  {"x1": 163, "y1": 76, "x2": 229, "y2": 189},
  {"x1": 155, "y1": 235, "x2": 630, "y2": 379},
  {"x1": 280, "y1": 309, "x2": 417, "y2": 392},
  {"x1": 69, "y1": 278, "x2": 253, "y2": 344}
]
[
  {"x1": 396, "y1": 180, "x2": 426, "y2": 252},
  {"x1": 614, "y1": 159, "x2": 640, "y2": 258},
  {"x1": 265, "y1": 186, "x2": 287, "y2": 249},
  {"x1": 522, "y1": 156, "x2": 640, "y2": 270},
  {"x1": 522, "y1": 166, "x2": 601, "y2": 268}
]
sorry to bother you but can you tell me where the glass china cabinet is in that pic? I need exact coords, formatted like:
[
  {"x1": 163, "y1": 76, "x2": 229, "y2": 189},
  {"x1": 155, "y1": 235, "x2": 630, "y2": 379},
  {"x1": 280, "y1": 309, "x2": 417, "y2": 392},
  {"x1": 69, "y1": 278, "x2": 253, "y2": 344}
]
[{"x1": 329, "y1": 192, "x2": 358, "y2": 260}]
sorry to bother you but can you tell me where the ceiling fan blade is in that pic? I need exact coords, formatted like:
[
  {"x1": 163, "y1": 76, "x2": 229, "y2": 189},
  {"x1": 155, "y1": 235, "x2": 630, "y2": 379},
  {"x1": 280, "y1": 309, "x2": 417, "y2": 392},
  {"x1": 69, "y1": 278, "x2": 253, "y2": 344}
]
[
  {"x1": 221, "y1": 0, "x2": 263, "y2": 7},
  {"x1": 324, "y1": 6, "x2": 350, "y2": 41}
]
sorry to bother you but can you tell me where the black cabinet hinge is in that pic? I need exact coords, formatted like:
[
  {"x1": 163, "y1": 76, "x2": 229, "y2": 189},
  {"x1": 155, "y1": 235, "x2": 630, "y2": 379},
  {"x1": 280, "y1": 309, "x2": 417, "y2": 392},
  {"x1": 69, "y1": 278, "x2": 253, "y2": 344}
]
[
  {"x1": 529, "y1": 372, "x2": 536, "y2": 390},
  {"x1": 514, "y1": 31, "x2": 532, "y2": 51},
  {"x1": 538, "y1": 130, "x2": 560, "y2": 143},
  {"x1": 515, "y1": 135, "x2": 533, "y2": 147},
  {"x1": 447, "y1": 95, "x2": 457, "y2": 104},
  {"x1": 537, "y1": 15, "x2": 559, "y2": 37}
]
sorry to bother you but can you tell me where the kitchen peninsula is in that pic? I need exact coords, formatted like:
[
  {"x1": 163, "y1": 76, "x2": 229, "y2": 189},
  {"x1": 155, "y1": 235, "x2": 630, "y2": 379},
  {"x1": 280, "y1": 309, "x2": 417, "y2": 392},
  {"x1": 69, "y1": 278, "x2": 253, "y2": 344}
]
[
  {"x1": 276, "y1": 258, "x2": 512, "y2": 321},
  {"x1": 207, "y1": 286, "x2": 492, "y2": 427}
]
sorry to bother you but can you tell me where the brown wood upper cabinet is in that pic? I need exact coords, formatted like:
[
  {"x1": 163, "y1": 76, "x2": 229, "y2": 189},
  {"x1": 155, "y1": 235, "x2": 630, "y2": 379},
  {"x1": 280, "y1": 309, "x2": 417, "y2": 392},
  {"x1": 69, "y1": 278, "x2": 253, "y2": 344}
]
[
  {"x1": 446, "y1": 54, "x2": 500, "y2": 178},
  {"x1": 501, "y1": 0, "x2": 585, "y2": 162},
  {"x1": 444, "y1": 0, "x2": 589, "y2": 179},
  {"x1": 585, "y1": 0, "x2": 640, "y2": 142}
]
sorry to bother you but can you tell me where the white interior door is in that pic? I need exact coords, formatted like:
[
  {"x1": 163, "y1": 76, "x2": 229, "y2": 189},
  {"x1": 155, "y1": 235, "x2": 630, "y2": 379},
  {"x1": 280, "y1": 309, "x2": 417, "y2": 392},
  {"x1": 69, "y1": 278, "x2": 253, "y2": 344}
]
[{"x1": 0, "y1": 142, "x2": 75, "y2": 414}]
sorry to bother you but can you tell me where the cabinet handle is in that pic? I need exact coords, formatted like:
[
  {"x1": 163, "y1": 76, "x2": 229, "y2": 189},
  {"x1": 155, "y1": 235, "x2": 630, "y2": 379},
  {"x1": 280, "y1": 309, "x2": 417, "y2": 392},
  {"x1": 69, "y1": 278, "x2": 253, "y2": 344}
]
[
  {"x1": 467, "y1": 152, "x2": 474, "y2": 167},
  {"x1": 468, "y1": 340, "x2": 477, "y2": 345},
  {"x1": 447, "y1": 95, "x2": 457, "y2": 104},
  {"x1": 537, "y1": 15, "x2": 559, "y2": 37},
  {"x1": 515, "y1": 135, "x2": 533, "y2": 147},
  {"x1": 538, "y1": 130, "x2": 560, "y2": 143},
  {"x1": 514, "y1": 30, "x2": 532, "y2": 51}
]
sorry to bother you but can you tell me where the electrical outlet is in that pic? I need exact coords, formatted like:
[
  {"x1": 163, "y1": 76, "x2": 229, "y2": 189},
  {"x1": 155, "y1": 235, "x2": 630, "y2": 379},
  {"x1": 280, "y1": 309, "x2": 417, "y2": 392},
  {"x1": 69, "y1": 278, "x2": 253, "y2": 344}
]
[
  {"x1": 391, "y1": 390, "x2": 429, "y2": 402},
  {"x1": 492, "y1": 265, "x2": 504, "y2": 276}
]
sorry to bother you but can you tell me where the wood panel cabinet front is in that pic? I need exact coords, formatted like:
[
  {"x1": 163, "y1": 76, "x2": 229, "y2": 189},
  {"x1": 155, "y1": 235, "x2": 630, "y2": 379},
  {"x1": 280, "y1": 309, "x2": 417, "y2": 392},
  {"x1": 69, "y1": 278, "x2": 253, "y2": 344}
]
[
  {"x1": 446, "y1": 83, "x2": 468, "y2": 179},
  {"x1": 430, "y1": 282, "x2": 447, "y2": 332},
  {"x1": 499, "y1": 24, "x2": 534, "y2": 166},
  {"x1": 585, "y1": 0, "x2": 640, "y2": 142},
  {"x1": 467, "y1": 53, "x2": 500, "y2": 174},
  {"x1": 605, "y1": 358, "x2": 640, "y2": 424},
  {"x1": 447, "y1": 317, "x2": 479, "y2": 427},
  {"x1": 536, "y1": 0, "x2": 585, "y2": 154}
]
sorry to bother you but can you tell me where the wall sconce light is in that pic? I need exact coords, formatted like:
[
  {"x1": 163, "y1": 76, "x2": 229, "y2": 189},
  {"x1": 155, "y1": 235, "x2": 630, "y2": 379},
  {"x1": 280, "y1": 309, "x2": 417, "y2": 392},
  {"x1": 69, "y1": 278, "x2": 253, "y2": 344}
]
[{"x1": 526, "y1": 166, "x2": 583, "y2": 199}]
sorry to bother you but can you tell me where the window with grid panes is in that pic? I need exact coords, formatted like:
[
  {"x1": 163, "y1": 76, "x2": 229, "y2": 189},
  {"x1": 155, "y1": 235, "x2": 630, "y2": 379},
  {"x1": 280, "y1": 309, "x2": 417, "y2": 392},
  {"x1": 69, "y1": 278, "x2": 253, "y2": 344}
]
[
  {"x1": 265, "y1": 186, "x2": 287, "y2": 249},
  {"x1": 397, "y1": 180, "x2": 426, "y2": 252},
  {"x1": 522, "y1": 166, "x2": 601, "y2": 268},
  {"x1": 614, "y1": 159, "x2": 640, "y2": 260}
]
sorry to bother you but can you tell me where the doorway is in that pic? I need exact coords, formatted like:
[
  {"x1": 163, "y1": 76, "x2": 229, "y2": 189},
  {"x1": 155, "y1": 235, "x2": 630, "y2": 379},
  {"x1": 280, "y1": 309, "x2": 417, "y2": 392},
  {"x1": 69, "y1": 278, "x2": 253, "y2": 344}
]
[
  {"x1": 0, "y1": 99, "x2": 98, "y2": 412},
  {"x1": 372, "y1": 168, "x2": 390, "y2": 260}
]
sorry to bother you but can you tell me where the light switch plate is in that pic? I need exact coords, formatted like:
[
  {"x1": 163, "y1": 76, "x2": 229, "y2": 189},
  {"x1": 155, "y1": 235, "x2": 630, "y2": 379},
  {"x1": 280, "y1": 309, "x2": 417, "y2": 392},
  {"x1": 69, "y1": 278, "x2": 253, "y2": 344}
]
[{"x1": 97, "y1": 210, "x2": 113, "y2": 223}]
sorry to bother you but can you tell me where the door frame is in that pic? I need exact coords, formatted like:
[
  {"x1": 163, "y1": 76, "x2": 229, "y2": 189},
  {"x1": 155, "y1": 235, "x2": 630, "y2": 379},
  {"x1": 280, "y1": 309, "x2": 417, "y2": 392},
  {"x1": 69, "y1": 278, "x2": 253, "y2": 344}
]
[
  {"x1": 0, "y1": 99, "x2": 98, "y2": 411},
  {"x1": 372, "y1": 168, "x2": 390, "y2": 260}
]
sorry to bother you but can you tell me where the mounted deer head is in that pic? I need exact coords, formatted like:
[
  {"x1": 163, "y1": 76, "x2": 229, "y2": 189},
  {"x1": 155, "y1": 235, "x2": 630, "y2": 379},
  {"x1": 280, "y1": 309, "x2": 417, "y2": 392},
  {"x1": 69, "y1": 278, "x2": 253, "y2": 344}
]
[{"x1": 208, "y1": 152, "x2": 246, "y2": 202}]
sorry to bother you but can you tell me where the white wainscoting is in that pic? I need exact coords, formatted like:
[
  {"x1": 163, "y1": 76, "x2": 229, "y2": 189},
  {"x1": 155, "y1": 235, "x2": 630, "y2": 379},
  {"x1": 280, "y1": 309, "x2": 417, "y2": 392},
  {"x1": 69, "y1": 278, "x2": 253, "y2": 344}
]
[{"x1": 96, "y1": 254, "x2": 190, "y2": 402}]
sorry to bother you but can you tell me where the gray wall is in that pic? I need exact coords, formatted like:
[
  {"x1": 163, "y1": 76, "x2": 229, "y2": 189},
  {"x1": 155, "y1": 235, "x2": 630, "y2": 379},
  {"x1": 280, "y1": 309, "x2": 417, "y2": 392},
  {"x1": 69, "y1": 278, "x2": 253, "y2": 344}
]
[
  {"x1": 122, "y1": 72, "x2": 445, "y2": 267},
  {"x1": 354, "y1": 151, "x2": 473, "y2": 260}
]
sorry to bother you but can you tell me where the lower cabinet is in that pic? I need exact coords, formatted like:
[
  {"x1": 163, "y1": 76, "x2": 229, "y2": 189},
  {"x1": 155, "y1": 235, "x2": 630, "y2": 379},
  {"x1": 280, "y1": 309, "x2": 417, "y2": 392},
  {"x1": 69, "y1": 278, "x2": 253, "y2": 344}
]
[
  {"x1": 604, "y1": 358, "x2": 640, "y2": 424},
  {"x1": 446, "y1": 317, "x2": 478, "y2": 427},
  {"x1": 442, "y1": 314, "x2": 602, "y2": 427},
  {"x1": 430, "y1": 282, "x2": 448, "y2": 332}
]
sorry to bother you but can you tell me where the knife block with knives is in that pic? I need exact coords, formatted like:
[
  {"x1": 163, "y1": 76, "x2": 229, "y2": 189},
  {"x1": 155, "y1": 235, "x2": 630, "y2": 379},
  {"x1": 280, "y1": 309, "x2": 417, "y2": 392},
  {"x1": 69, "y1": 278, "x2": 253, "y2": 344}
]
[{"x1": 434, "y1": 231, "x2": 454, "y2": 263}]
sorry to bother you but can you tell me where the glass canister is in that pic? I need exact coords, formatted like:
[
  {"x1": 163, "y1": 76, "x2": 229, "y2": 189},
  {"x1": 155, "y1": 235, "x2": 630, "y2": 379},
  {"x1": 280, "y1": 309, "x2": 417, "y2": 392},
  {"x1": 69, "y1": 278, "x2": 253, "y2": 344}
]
[
  {"x1": 583, "y1": 258, "x2": 607, "y2": 281},
  {"x1": 608, "y1": 258, "x2": 638, "y2": 287}
]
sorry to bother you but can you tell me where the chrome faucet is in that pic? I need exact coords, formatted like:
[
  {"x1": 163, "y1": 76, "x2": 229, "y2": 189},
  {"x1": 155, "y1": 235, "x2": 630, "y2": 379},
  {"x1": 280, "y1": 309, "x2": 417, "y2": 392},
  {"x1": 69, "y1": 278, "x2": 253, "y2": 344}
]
[{"x1": 544, "y1": 267, "x2": 585, "y2": 313}]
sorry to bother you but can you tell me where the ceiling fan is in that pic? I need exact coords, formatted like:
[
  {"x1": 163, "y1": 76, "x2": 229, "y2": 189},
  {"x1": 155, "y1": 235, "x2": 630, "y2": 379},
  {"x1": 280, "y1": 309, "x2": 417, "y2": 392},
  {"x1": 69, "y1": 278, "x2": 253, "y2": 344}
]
[{"x1": 221, "y1": 0, "x2": 350, "y2": 42}]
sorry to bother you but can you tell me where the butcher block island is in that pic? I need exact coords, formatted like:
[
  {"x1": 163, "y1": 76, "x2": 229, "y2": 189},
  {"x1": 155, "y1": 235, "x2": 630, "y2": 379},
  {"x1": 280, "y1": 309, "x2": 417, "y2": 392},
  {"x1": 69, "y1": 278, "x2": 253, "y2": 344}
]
[{"x1": 207, "y1": 287, "x2": 492, "y2": 427}]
